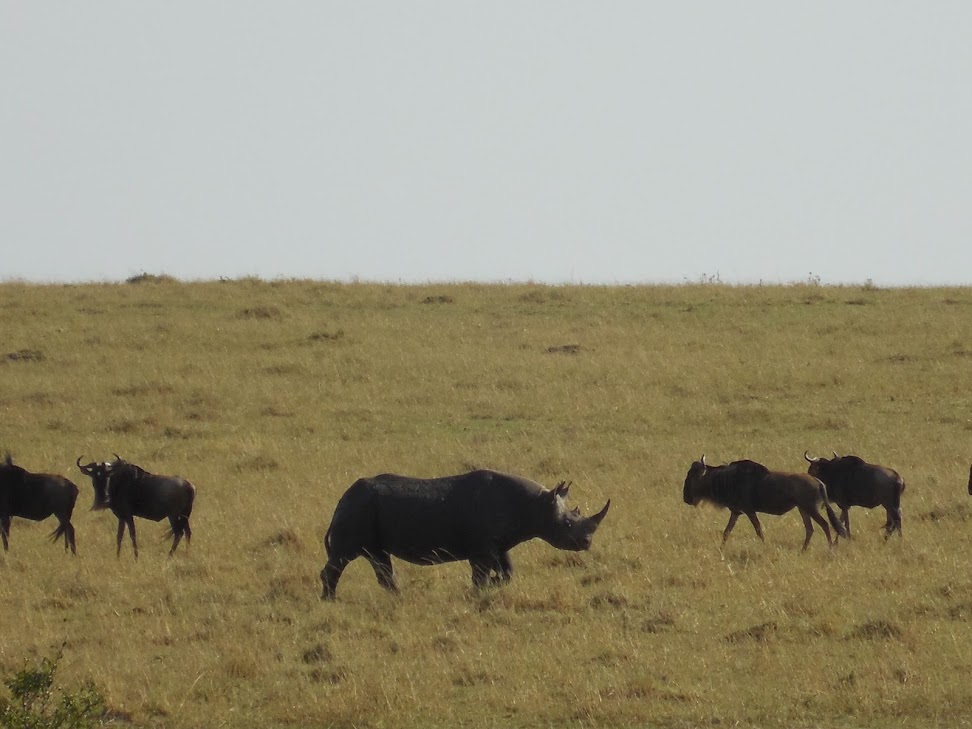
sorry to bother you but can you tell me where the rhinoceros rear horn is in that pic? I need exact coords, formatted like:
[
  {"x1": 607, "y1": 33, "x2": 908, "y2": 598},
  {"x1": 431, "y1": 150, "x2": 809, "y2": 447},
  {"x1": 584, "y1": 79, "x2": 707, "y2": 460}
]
[{"x1": 590, "y1": 499, "x2": 611, "y2": 526}]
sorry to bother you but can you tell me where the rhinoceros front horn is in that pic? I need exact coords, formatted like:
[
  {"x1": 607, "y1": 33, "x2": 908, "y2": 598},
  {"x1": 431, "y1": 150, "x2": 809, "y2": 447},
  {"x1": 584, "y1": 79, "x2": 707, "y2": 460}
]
[{"x1": 590, "y1": 499, "x2": 611, "y2": 526}]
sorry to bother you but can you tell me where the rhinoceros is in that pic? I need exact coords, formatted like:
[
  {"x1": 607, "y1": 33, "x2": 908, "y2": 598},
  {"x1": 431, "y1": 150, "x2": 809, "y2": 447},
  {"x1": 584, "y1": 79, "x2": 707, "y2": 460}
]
[{"x1": 320, "y1": 469, "x2": 610, "y2": 599}]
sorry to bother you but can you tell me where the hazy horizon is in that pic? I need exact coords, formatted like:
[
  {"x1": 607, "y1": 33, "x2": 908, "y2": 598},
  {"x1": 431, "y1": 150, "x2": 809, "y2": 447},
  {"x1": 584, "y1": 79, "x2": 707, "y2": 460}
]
[{"x1": 3, "y1": 4, "x2": 970, "y2": 287}]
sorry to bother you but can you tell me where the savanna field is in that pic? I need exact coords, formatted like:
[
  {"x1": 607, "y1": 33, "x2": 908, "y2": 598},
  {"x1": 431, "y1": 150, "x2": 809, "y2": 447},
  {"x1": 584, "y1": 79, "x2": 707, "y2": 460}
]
[{"x1": 2, "y1": 279, "x2": 972, "y2": 729}]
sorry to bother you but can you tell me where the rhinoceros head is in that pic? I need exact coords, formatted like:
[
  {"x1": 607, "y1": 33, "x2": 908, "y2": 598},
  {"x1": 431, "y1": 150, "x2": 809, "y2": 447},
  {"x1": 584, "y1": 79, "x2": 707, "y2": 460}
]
[{"x1": 540, "y1": 481, "x2": 610, "y2": 551}]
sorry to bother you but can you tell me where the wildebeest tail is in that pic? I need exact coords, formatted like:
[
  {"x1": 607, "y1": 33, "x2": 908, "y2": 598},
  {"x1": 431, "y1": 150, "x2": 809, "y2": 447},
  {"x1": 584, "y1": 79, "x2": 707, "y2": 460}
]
[
  {"x1": 324, "y1": 525, "x2": 333, "y2": 557},
  {"x1": 815, "y1": 478, "x2": 848, "y2": 538},
  {"x1": 49, "y1": 523, "x2": 69, "y2": 543}
]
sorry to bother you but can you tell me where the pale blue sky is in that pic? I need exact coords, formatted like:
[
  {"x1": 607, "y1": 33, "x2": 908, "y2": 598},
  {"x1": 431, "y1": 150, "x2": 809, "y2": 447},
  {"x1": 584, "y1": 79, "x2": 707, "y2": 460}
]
[{"x1": 2, "y1": 3, "x2": 970, "y2": 285}]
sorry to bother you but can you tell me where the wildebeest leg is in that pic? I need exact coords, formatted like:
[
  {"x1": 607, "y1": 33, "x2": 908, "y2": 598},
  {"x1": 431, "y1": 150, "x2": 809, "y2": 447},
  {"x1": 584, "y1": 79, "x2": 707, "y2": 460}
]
[
  {"x1": 470, "y1": 559, "x2": 495, "y2": 589},
  {"x1": 806, "y1": 508, "x2": 834, "y2": 549},
  {"x1": 0, "y1": 516, "x2": 10, "y2": 551},
  {"x1": 745, "y1": 512, "x2": 765, "y2": 541},
  {"x1": 116, "y1": 519, "x2": 126, "y2": 558},
  {"x1": 884, "y1": 506, "x2": 903, "y2": 538},
  {"x1": 117, "y1": 517, "x2": 138, "y2": 560},
  {"x1": 841, "y1": 508, "x2": 851, "y2": 540},
  {"x1": 58, "y1": 519, "x2": 77, "y2": 555},
  {"x1": 366, "y1": 552, "x2": 398, "y2": 593},
  {"x1": 320, "y1": 557, "x2": 351, "y2": 600},
  {"x1": 722, "y1": 511, "x2": 741, "y2": 542},
  {"x1": 800, "y1": 510, "x2": 834, "y2": 551},
  {"x1": 167, "y1": 515, "x2": 189, "y2": 556}
]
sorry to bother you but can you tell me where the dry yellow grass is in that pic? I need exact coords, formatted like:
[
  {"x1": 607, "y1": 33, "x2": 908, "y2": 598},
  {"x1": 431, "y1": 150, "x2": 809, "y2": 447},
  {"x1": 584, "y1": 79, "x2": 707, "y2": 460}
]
[{"x1": 1, "y1": 279, "x2": 971, "y2": 728}]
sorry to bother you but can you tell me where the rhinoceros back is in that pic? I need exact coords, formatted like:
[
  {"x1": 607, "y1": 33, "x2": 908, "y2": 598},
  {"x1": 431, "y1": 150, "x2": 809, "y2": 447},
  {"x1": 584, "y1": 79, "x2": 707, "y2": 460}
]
[{"x1": 325, "y1": 470, "x2": 542, "y2": 565}]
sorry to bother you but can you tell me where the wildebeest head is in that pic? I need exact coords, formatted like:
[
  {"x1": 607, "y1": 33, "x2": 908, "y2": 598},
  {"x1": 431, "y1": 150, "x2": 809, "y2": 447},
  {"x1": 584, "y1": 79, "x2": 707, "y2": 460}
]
[
  {"x1": 804, "y1": 450, "x2": 840, "y2": 480},
  {"x1": 683, "y1": 455, "x2": 708, "y2": 505},
  {"x1": 77, "y1": 455, "x2": 116, "y2": 510},
  {"x1": 541, "y1": 481, "x2": 610, "y2": 551}
]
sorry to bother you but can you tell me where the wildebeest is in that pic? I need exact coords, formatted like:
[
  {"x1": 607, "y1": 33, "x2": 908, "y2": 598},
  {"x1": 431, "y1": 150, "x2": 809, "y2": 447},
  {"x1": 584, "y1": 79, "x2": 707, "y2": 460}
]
[
  {"x1": 805, "y1": 451, "x2": 905, "y2": 539},
  {"x1": 0, "y1": 453, "x2": 78, "y2": 555},
  {"x1": 968, "y1": 464, "x2": 971, "y2": 496},
  {"x1": 682, "y1": 455, "x2": 847, "y2": 550},
  {"x1": 76, "y1": 455, "x2": 195, "y2": 559},
  {"x1": 320, "y1": 469, "x2": 611, "y2": 599}
]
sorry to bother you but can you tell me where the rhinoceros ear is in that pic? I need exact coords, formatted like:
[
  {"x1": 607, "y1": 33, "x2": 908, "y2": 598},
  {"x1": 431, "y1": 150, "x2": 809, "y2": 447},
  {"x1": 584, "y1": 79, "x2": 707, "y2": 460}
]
[{"x1": 553, "y1": 481, "x2": 571, "y2": 500}]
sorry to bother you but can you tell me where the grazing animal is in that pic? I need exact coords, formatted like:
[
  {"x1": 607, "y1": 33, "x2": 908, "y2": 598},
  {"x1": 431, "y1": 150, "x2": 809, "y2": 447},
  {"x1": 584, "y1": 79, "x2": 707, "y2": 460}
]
[
  {"x1": 805, "y1": 451, "x2": 905, "y2": 539},
  {"x1": 968, "y1": 464, "x2": 971, "y2": 496},
  {"x1": 0, "y1": 453, "x2": 78, "y2": 555},
  {"x1": 320, "y1": 469, "x2": 611, "y2": 599},
  {"x1": 683, "y1": 455, "x2": 847, "y2": 550},
  {"x1": 76, "y1": 455, "x2": 195, "y2": 559}
]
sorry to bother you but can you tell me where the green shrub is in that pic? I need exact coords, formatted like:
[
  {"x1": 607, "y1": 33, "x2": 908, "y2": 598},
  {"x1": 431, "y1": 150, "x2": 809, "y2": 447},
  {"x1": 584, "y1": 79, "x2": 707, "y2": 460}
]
[{"x1": 0, "y1": 648, "x2": 105, "y2": 729}]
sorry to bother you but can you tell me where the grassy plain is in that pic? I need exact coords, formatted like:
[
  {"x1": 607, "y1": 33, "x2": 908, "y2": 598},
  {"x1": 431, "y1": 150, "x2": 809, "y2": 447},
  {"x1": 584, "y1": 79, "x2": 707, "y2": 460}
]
[{"x1": 1, "y1": 279, "x2": 971, "y2": 728}]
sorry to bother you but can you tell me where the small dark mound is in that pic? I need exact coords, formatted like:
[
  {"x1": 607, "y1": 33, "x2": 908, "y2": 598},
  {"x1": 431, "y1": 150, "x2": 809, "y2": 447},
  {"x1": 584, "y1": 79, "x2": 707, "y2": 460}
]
[
  {"x1": 546, "y1": 344, "x2": 582, "y2": 355},
  {"x1": 126, "y1": 272, "x2": 178, "y2": 284},
  {"x1": 4, "y1": 349, "x2": 44, "y2": 363},
  {"x1": 262, "y1": 528, "x2": 303, "y2": 551},
  {"x1": 308, "y1": 330, "x2": 345, "y2": 342},
  {"x1": 421, "y1": 295, "x2": 454, "y2": 305},
  {"x1": 302, "y1": 643, "x2": 333, "y2": 664},
  {"x1": 724, "y1": 621, "x2": 778, "y2": 643},
  {"x1": 849, "y1": 619, "x2": 902, "y2": 641},
  {"x1": 237, "y1": 306, "x2": 283, "y2": 320}
]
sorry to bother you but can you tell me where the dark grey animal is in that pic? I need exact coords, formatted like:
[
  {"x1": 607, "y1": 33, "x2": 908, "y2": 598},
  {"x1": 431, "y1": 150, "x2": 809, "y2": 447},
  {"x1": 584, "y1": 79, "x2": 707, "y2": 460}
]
[
  {"x1": 0, "y1": 453, "x2": 78, "y2": 555},
  {"x1": 77, "y1": 455, "x2": 195, "y2": 559},
  {"x1": 683, "y1": 455, "x2": 847, "y2": 550},
  {"x1": 968, "y1": 464, "x2": 971, "y2": 496},
  {"x1": 320, "y1": 469, "x2": 611, "y2": 599},
  {"x1": 805, "y1": 451, "x2": 905, "y2": 539}
]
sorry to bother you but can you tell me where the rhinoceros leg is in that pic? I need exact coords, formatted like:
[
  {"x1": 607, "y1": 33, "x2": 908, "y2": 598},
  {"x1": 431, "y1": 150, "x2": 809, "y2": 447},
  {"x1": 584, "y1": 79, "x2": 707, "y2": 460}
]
[
  {"x1": 470, "y1": 552, "x2": 513, "y2": 589},
  {"x1": 494, "y1": 551, "x2": 513, "y2": 585},
  {"x1": 1, "y1": 516, "x2": 10, "y2": 551},
  {"x1": 366, "y1": 552, "x2": 398, "y2": 593}
]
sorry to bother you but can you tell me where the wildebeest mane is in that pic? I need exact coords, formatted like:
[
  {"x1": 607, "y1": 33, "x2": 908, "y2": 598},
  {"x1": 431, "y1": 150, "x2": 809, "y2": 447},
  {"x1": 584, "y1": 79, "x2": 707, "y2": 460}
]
[{"x1": 112, "y1": 460, "x2": 150, "y2": 481}]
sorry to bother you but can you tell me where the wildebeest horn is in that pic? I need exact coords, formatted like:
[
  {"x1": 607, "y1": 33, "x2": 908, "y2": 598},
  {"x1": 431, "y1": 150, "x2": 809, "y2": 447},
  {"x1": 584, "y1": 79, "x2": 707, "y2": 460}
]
[
  {"x1": 590, "y1": 499, "x2": 611, "y2": 525},
  {"x1": 76, "y1": 456, "x2": 94, "y2": 474},
  {"x1": 804, "y1": 451, "x2": 820, "y2": 463},
  {"x1": 700, "y1": 454, "x2": 706, "y2": 466},
  {"x1": 832, "y1": 451, "x2": 839, "y2": 459}
]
